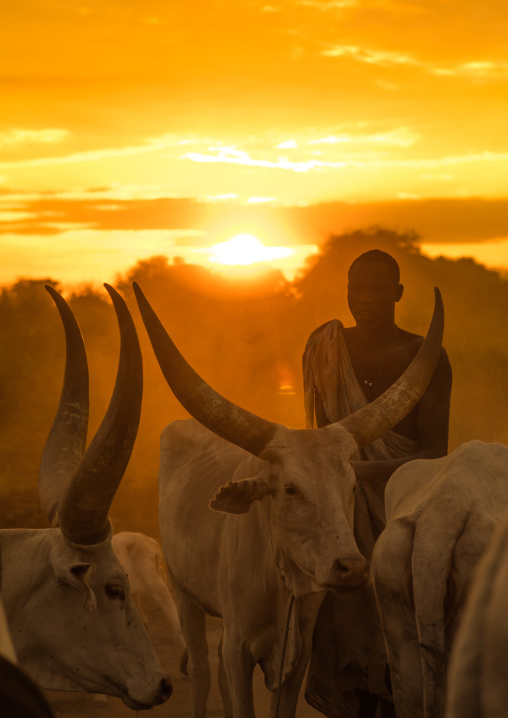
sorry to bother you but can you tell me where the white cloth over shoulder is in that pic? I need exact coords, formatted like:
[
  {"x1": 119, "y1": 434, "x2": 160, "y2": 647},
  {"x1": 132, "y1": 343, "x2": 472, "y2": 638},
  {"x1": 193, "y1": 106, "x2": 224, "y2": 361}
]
[{"x1": 303, "y1": 318, "x2": 417, "y2": 455}]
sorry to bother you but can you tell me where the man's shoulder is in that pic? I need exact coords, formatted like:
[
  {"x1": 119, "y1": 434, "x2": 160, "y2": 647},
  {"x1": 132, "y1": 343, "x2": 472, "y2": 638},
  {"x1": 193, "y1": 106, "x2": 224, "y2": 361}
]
[
  {"x1": 398, "y1": 327, "x2": 424, "y2": 348},
  {"x1": 396, "y1": 327, "x2": 451, "y2": 374},
  {"x1": 305, "y1": 319, "x2": 343, "y2": 346}
]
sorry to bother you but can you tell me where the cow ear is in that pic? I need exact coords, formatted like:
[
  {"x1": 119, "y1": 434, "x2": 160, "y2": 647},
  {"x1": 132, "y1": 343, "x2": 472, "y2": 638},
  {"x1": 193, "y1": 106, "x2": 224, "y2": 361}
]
[
  {"x1": 68, "y1": 563, "x2": 97, "y2": 611},
  {"x1": 210, "y1": 473, "x2": 275, "y2": 514},
  {"x1": 52, "y1": 557, "x2": 97, "y2": 611}
]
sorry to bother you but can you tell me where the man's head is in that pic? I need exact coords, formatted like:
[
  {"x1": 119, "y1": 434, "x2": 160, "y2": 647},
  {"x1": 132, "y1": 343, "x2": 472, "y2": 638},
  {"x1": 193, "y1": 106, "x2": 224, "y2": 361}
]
[{"x1": 347, "y1": 250, "x2": 404, "y2": 329}]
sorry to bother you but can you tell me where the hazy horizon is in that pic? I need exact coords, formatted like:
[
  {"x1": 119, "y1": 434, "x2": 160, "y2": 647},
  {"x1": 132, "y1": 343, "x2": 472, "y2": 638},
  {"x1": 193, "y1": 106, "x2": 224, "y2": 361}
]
[{"x1": 2, "y1": 195, "x2": 508, "y2": 288}]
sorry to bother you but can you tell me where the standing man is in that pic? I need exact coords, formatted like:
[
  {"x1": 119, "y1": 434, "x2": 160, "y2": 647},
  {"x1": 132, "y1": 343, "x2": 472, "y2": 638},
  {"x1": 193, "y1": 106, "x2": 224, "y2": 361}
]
[{"x1": 302, "y1": 249, "x2": 452, "y2": 718}]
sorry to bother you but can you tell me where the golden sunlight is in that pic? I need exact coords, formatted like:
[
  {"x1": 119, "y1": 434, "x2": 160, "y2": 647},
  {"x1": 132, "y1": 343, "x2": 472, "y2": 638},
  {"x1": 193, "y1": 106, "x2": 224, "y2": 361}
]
[{"x1": 205, "y1": 234, "x2": 295, "y2": 266}]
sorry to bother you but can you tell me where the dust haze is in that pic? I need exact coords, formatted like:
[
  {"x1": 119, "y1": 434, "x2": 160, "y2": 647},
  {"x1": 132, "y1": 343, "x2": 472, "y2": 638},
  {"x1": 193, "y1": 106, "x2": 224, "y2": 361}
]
[{"x1": 1, "y1": 227, "x2": 506, "y2": 538}]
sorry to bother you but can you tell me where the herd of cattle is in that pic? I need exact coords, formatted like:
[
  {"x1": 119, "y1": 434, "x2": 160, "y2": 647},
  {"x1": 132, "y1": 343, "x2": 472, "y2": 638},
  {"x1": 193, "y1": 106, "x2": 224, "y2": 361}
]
[{"x1": 0, "y1": 282, "x2": 507, "y2": 717}]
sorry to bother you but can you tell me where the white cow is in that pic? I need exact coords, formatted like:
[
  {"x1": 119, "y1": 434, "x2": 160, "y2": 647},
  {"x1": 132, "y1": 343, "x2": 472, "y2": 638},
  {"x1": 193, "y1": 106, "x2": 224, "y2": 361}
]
[
  {"x1": 133, "y1": 282, "x2": 444, "y2": 718},
  {"x1": 371, "y1": 440, "x2": 508, "y2": 718},
  {"x1": 445, "y1": 497, "x2": 508, "y2": 718},
  {"x1": 111, "y1": 531, "x2": 185, "y2": 649},
  {"x1": 0, "y1": 285, "x2": 171, "y2": 709}
]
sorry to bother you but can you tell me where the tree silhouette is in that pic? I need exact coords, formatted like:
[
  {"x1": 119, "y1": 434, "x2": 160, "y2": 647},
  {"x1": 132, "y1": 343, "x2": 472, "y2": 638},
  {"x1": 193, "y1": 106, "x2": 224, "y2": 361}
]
[{"x1": 1, "y1": 229, "x2": 507, "y2": 534}]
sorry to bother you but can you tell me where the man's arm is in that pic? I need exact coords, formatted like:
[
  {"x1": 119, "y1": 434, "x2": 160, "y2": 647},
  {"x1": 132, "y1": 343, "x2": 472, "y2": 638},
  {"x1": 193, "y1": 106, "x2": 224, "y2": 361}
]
[{"x1": 352, "y1": 347, "x2": 453, "y2": 483}]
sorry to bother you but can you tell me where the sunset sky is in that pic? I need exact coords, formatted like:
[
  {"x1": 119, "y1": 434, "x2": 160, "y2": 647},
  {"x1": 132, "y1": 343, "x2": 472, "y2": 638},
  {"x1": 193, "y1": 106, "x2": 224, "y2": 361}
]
[{"x1": 2, "y1": 0, "x2": 508, "y2": 286}]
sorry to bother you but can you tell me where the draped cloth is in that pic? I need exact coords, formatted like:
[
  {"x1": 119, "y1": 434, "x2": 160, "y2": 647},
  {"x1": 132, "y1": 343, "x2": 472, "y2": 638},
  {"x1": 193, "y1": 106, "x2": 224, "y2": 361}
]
[{"x1": 302, "y1": 319, "x2": 419, "y2": 718}]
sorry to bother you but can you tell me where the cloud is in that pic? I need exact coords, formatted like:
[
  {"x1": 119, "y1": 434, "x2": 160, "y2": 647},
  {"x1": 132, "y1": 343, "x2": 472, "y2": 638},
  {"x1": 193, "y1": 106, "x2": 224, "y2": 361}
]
[
  {"x1": 297, "y1": 0, "x2": 357, "y2": 8},
  {"x1": 323, "y1": 45, "x2": 415, "y2": 66},
  {"x1": 0, "y1": 211, "x2": 36, "y2": 222},
  {"x1": 309, "y1": 127, "x2": 419, "y2": 147},
  {"x1": 0, "y1": 129, "x2": 70, "y2": 148},
  {"x1": 278, "y1": 139, "x2": 298, "y2": 149},
  {"x1": 176, "y1": 126, "x2": 420, "y2": 173},
  {"x1": 369, "y1": 0, "x2": 426, "y2": 13},
  {"x1": 322, "y1": 44, "x2": 508, "y2": 79},
  {"x1": 374, "y1": 151, "x2": 508, "y2": 169},
  {"x1": 0, "y1": 133, "x2": 228, "y2": 170},
  {"x1": 181, "y1": 148, "x2": 349, "y2": 173},
  {"x1": 0, "y1": 185, "x2": 178, "y2": 204},
  {"x1": 0, "y1": 138, "x2": 177, "y2": 169},
  {"x1": 429, "y1": 61, "x2": 508, "y2": 79},
  {"x1": 181, "y1": 143, "x2": 508, "y2": 178}
]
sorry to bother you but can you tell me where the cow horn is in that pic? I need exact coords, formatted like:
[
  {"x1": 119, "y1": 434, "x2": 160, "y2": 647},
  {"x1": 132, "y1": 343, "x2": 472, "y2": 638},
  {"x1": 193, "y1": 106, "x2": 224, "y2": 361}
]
[
  {"x1": 338, "y1": 287, "x2": 444, "y2": 450},
  {"x1": 46, "y1": 285, "x2": 143, "y2": 545},
  {"x1": 39, "y1": 285, "x2": 90, "y2": 526},
  {"x1": 133, "y1": 282, "x2": 278, "y2": 456}
]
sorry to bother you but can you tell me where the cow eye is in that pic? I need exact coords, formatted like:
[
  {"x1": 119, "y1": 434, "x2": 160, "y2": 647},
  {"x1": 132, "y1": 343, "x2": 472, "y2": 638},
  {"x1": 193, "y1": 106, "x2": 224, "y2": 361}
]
[
  {"x1": 284, "y1": 484, "x2": 304, "y2": 499},
  {"x1": 105, "y1": 584, "x2": 125, "y2": 601}
]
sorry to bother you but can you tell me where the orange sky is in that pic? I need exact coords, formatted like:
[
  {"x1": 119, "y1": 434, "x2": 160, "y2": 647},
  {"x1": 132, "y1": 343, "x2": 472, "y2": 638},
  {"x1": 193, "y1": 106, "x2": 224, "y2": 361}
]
[{"x1": 2, "y1": 0, "x2": 508, "y2": 285}]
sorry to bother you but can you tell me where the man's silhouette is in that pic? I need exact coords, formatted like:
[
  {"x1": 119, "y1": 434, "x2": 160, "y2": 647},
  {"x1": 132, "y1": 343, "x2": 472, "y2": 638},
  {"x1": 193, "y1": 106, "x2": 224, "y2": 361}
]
[{"x1": 303, "y1": 249, "x2": 452, "y2": 718}]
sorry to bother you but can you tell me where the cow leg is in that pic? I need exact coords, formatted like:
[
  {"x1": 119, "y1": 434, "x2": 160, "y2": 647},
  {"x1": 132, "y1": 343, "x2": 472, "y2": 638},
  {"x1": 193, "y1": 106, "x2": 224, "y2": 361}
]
[
  {"x1": 221, "y1": 630, "x2": 256, "y2": 718},
  {"x1": 175, "y1": 591, "x2": 210, "y2": 718},
  {"x1": 372, "y1": 520, "x2": 423, "y2": 718},
  {"x1": 269, "y1": 643, "x2": 308, "y2": 718},
  {"x1": 270, "y1": 593, "x2": 323, "y2": 718},
  {"x1": 218, "y1": 635, "x2": 233, "y2": 718}
]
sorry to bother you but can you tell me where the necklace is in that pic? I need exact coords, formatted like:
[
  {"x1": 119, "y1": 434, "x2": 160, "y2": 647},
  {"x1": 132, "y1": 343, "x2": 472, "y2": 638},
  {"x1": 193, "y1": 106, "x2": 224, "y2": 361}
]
[{"x1": 354, "y1": 325, "x2": 398, "y2": 388}]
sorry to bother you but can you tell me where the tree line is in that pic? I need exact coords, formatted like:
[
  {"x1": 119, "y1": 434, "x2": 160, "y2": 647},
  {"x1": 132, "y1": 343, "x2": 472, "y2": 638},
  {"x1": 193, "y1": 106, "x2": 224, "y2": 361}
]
[{"x1": 1, "y1": 228, "x2": 506, "y2": 534}]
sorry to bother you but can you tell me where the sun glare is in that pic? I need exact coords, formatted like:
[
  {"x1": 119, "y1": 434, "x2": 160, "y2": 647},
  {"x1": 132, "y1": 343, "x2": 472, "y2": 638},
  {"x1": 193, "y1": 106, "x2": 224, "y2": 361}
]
[{"x1": 206, "y1": 233, "x2": 294, "y2": 266}]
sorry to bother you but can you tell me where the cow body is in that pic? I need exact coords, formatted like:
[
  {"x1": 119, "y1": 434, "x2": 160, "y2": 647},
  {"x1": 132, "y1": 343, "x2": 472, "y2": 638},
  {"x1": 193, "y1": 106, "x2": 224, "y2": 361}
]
[
  {"x1": 445, "y1": 502, "x2": 508, "y2": 718},
  {"x1": 371, "y1": 440, "x2": 508, "y2": 718},
  {"x1": 112, "y1": 531, "x2": 184, "y2": 649},
  {"x1": 159, "y1": 418, "x2": 366, "y2": 718}
]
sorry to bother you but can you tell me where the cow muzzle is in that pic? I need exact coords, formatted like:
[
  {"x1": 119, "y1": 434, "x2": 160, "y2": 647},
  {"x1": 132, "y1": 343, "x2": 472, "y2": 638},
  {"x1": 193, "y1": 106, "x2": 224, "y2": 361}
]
[
  {"x1": 317, "y1": 555, "x2": 370, "y2": 590},
  {"x1": 122, "y1": 675, "x2": 173, "y2": 710}
]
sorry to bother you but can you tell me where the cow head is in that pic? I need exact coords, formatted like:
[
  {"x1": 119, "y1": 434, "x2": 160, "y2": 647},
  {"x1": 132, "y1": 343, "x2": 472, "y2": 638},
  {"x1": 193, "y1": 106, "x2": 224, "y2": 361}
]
[
  {"x1": 7, "y1": 285, "x2": 172, "y2": 709},
  {"x1": 218, "y1": 424, "x2": 369, "y2": 597},
  {"x1": 133, "y1": 283, "x2": 443, "y2": 599}
]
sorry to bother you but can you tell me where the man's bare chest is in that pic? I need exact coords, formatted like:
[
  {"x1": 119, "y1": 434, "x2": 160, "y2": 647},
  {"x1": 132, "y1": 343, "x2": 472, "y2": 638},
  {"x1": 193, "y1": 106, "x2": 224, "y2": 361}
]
[{"x1": 345, "y1": 337, "x2": 416, "y2": 393}]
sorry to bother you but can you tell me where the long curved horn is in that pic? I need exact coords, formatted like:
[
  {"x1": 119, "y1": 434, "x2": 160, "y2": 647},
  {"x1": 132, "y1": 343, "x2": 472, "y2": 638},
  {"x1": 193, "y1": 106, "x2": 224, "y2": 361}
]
[
  {"x1": 133, "y1": 282, "x2": 277, "y2": 456},
  {"x1": 56, "y1": 284, "x2": 143, "y2": 545},
  {"x1": 338, "y1": 287, "x2": 444, "y2": 450},
  {"x1": 39, "y1": 286, "x2": 89, "y2": 526}
]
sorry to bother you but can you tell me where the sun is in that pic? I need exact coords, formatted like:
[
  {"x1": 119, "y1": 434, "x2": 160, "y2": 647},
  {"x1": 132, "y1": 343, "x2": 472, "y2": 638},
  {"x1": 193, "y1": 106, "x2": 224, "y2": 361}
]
[{"x1": 206, "y1": 233, "x2": 294, "y2": 266}]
